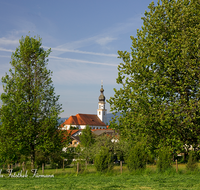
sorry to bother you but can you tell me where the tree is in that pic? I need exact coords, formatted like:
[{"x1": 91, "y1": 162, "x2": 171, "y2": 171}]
[
  {"x1": 79, "y1": 125, "x2": 94, "y2": 148},
  {"x1": 126, "y1": 141, "x2": 147, "y2": 171},
  {"x1": 79, "y1": 125, "x2": 94, "y2": 165},
  {"x1": 94, "y1": 146, "x2": 113, "y2": 172},
  {"x1": 0, "y1": 35, "x2": 63, "y2": 166},
  {"x1": 156, "y1": 146, "x2": 172, "y2": 172},
  {"x1": 186, "y1": 151, "x2": 198, "y2": 171},
  {"x1": 108, "y1": 0, "x2": 200, "y2": 152}
]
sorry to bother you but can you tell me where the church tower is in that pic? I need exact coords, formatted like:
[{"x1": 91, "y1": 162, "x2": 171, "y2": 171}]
[{"x1": 97, "y1": 82, "x2": 107, "y2": 124}]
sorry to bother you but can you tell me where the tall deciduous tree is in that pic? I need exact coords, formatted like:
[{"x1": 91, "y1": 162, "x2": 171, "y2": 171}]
[
  {"x1": 108, "y1": 0, "x2": 200, "y2": 152},
  {"x1": 79, "y1": 125, "x2": 94, "y2": 164},
  {"x1": 0, "y1": 35, "x2": 63, "y2": 166},
  {"x1": 80, "y1": 125, "x2": 94, "y2": 148}
]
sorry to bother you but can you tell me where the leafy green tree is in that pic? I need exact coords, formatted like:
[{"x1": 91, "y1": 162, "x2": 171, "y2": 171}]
[
  {"x1": 0, "y1": 35, "x2": 63, "y2": 166},
  {"x1": 79, "y1": 125, "x2": 94, "y2": 148},
  {"x1": 91, "y1": 135, "x2": 116, "y2": 156},
  {"x1": 126, "y1": 141, "x2": 147, "y2": 171},
  {"x1": 186, "y1": 151, "x2": 198, "y2": 171},
  {"x1": 108, "y1": 0, "x2": 200, "y2": 152},
  {"x1": 79, "y1": 125, "x2": 94, "y2": 165},
  {"x1": 94, "y1": 146, "x2": 113, "y2": 172},
  {"x1": 156, "y1": 146, "x2": 172, "y2": 172}
]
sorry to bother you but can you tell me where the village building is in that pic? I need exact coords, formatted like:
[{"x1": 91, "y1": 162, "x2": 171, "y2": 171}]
[
  {"x1": 61, "y1": 83, "x2": 107, "y2": 130},
  {"x1": 60, "y1": 83, "x2": 117, "y2": 147}
]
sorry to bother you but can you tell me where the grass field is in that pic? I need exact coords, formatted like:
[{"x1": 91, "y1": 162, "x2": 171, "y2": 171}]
[{"x1": 0, "y1": 164, "x2": 200, "y2": 190}]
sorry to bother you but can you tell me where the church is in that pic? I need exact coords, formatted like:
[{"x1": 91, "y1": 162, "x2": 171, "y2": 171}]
[
  {"x1": 60, "y1": 83, "x2": 117, "y2": 147},
  {"x1": 61, "y1": 83, "x2": 108, "y2": 130}
]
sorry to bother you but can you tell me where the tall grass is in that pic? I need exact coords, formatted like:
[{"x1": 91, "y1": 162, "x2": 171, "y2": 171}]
[{"x1": 1, "y1": 166, "x2": 200, "y2": 190}]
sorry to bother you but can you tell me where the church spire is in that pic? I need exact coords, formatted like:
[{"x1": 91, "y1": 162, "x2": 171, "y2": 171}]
[
  {"x1": 99, "y1": 80, "x2": 105, "y2": 103},
  {"x1": 97, "y1": 81, "x2": 107, "y2": 124}
]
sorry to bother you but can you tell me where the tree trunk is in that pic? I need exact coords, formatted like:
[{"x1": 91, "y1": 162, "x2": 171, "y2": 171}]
[
  {"x1": 31, "y1": 145, "x2": 35, "y2": 169},
  {"x1": 42, "y1": 163, "x2": 44, "y2": 174},
  {"x1": 184, "y1": 152, "x2": 188, "y2": 162}
]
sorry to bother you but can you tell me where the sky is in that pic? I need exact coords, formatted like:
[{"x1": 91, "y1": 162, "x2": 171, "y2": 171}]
[{"x1": 0, "y1": 0, "x2": 156, "y2": 118}]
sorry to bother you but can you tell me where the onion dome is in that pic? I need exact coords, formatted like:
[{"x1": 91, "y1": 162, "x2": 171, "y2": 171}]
[{"x1": 99, "y1": 85, "x2": 105, "y2": 102}]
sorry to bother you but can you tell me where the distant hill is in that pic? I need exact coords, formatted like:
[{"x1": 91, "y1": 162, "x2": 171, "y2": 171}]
[
  {"x1": 58, "y1": 118, "x2": 68, "y2": 124},
  {"x1": 106, "y1": 112, "x2": 121, "y2": 125}
]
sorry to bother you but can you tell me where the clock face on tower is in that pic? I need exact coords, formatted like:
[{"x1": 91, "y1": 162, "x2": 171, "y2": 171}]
[{"x1": 99, "y1": 104, "x2": 104, "y2": 109}]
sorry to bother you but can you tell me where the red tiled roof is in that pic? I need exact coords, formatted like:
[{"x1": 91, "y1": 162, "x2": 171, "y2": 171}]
[
  {"x1": 62, "y1": 114, "x2": 106, "y2": 126},
  {"x1": 67, "y1": 130, "x2": 80, "y2": 136},
  {"x1": 91, "y1": 129, "x2": 113, "y2": 132},
  {"x1": 61, "y1": 130, "x2": 80, "y2": 140}
]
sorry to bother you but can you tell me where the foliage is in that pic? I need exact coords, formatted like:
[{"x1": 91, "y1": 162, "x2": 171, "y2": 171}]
[
  {"x1": 0, "y1": 35, "x2": 64, "y2": 165},
  {"x1": 35, "y1": 150, "x2": 49, "y2": 167},
  {"x1": 73, "y1": 160, "x2": 86, "y2": 173},
  {"x1": 78, "y1": 125, "x2": 95, "y2": 165},
  {"x1": 156, "y1": 146, "x2": 172, "y2": 172},
  {"x1": 90, "y1": 134, "x2": 117, "y2": 164},
  {"x1": 90, "y1": 135, "x2": 116, "y2": 172},
  {"x1": 108, "y1": 0, "x2": 200, "y2": 152},
  {"x1": 186, "y1": 151, "x2": 198, "y2": 171},
  {"x1": 91, "y1": 134, "x2": 116, "y2": 155},
  {"x1": 126, "y1": 141, "x2": 147, "y2": 171},
  {"x1": 79, "y1": 125, "x2": 94, "y2": 148},
  {"x1": 114, "y1": 139, "x2": 129, "y2": 162},
  {"x1": 94, "y1": 146, "x2": 113, "y2": 172}
]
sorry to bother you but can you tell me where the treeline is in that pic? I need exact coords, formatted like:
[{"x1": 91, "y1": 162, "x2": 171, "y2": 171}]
[{"x1": 0, "y1": 127, "x2": 198, "y2": 174}]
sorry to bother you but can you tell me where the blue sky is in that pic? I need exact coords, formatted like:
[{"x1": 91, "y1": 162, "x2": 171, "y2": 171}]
[{"x1": 0, "y1": 0, "x2": 156, "y2": 118}]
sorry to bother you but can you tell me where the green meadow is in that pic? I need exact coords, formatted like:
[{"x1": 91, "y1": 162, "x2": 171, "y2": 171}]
[{"x1": 0, "y1": 164, "x2": 200, "y2": 190}]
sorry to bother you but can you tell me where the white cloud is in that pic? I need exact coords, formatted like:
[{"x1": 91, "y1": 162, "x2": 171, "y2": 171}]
[
  {"x1": 45, "y1": 47, "x2": 117, "y2": 57},
  {"x1": 0, "y1": 37, "x2": 19, "y2": 46},
  {"x1": 96, "y1": 37, "x2": 116, "y2": 46},
  {"x1": 51, "y1": 35, "x2": 116, "y2": 57},
  {"x1": 49, "y1": 56, "x2": 118, "y2": 67},
  {"x1": 54, "y1": 36, "x2": 98, "y2": 51},
  {"x1": 0, "y1": 47, "x2": 14, "y2": 53},
  {"x1": 0, "y1": 47, "x2": 118, "y2": 67},
  {"x1": 50, "y1": 16, "x2": 142, "y2": 58}
]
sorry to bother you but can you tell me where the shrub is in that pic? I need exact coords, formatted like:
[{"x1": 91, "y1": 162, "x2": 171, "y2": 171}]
[
  {"x1": 156, "y1": 146, "x2": 172, "y2": 172},
  {"x1": 12, "y1": 166, "x2": 21, "y2": 172},
  {"x1": 126, "y1": 142, "x2": 147, "y2": 171},
  {"x1": 186, "y1": 151, "x2": 198, "y2": 171},
  {"x1": 94, "y1": 147, "x2": 113, "y2": 172},
  {"x1": 1, "y1": 169, "x2": 7, "y2": 174}
]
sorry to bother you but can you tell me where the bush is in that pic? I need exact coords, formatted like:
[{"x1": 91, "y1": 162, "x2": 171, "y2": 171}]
[
  {"x1": 126, "y1": 142, "x2": 147, "y2": 171},
  {"x1": 1, "y1": 169, "x2": 7, "y2": 174},
  {"x1": 94, "y1": 147, "x2": 113, "y2": 172},
  {"x1": 12, "y1": 166, "x2": 21, "y2": 172},
  {"x1": 156, "y1": 146, "x2": 172, "y2": 172},
  {"x1": 186, "y1": 151, "x2": 198, "y2": 171}
]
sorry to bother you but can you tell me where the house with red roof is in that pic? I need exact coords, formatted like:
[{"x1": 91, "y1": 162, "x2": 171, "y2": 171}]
[
  {"x1": 60, "y1": 83, "x2": 118, "y2": 147},
  {"x1": 61, "y1": 83, "x2": 107, "y2": 130}
]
